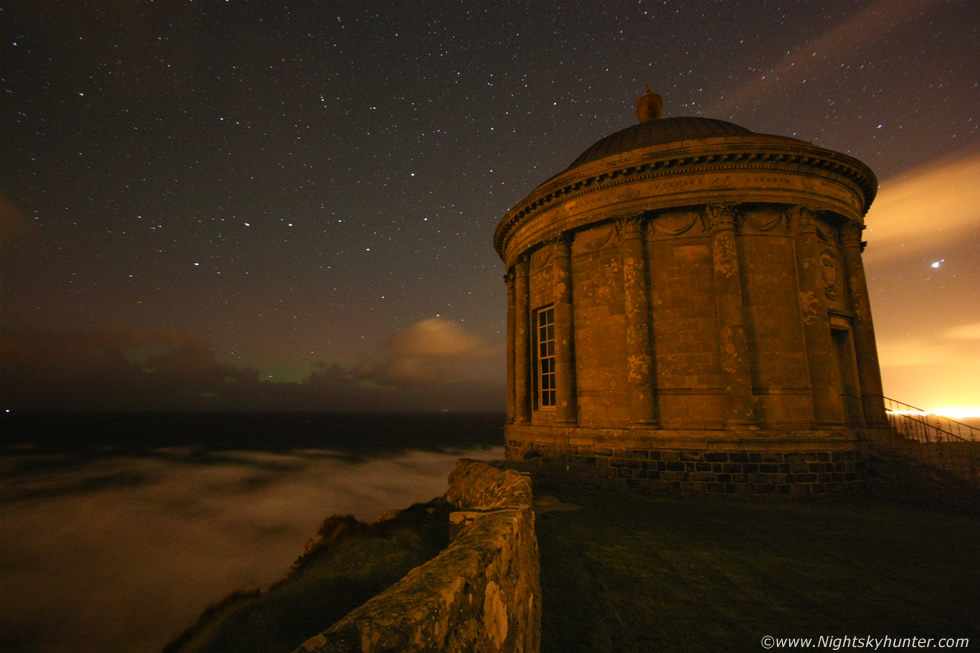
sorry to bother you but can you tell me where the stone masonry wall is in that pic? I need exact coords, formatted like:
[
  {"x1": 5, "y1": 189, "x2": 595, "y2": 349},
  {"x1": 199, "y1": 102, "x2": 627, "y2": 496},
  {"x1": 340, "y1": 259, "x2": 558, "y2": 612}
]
[
  {"x1": 294, "y1": 460, "x2": 541, "y2": 653},
  {"x1": 507, "y1": 431, "x2": 866, "y2": 496}
]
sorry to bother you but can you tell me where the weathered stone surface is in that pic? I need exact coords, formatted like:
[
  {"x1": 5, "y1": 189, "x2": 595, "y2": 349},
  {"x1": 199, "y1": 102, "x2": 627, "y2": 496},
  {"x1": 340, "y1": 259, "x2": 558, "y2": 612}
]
[
  {"x1": 447, "y1": 458, "x2": 533, "y2": 510},
  {"x1": 495, "y1": 93, "x2": 886, "y2": 493},
  {"x1": 295, "y1": 460, "x2": 541, "y2": 653}
]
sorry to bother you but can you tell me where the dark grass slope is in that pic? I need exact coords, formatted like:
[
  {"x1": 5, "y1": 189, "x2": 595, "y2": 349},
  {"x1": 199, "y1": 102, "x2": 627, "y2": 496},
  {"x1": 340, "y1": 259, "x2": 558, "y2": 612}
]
[
  {"x1": 535, "y1": 486, "x2": 980, "y2": 653},
  {"x1": 164, "y1": 499, "x2": 452, "y2": 653}
]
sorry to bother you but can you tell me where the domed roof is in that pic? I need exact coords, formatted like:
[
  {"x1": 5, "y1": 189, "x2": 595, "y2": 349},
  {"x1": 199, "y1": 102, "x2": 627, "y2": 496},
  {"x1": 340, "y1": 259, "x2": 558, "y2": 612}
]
[{"x1": 566, "y1": 116, "x2": 754, "y2": 170}]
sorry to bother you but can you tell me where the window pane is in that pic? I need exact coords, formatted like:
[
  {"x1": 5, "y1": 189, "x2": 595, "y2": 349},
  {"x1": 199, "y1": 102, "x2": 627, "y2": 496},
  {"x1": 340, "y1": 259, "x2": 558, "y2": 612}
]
[{"x1": 535, "y1": 305, "x2": 557, "y2": 410}]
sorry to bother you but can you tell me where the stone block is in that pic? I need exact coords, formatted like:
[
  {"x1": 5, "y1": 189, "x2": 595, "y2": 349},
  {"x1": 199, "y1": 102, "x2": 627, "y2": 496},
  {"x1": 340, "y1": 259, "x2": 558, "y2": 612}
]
[{"x1": 643, "y1": 480, "x2": 670, "y2": 494}]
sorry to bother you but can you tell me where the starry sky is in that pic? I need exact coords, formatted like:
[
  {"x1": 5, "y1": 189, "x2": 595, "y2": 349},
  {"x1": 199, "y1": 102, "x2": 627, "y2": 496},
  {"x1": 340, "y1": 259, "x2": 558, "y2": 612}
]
[{"x1": 1, "y1": 0, "x2": 977, "y2": 412}]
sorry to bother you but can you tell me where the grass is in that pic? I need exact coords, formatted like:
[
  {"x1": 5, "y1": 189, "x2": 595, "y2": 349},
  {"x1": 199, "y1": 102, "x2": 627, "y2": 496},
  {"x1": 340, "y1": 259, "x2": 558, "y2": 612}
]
[
  {"x1": 534, "y1": 486, "x2": 980, "y2": 653},
  {"x1": 164, "y1": 498, "x2": 451, "y2": 653},
  {"x1": 165, "y1": 474, "x2": 979, "y2": 653}
]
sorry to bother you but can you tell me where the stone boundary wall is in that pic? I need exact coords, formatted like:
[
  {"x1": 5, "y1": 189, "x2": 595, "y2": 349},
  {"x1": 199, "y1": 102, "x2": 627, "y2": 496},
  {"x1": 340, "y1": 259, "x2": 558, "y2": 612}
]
[{"x1": 294, "y1": 459, "x2": 541, "y2": 653}]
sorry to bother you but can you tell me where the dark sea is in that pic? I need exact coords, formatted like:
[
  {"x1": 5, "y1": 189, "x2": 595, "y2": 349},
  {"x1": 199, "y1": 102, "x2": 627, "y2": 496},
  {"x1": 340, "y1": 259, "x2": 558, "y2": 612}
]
[{"x1": 0, "y1": 411, "x2": 505, "y2": 653}]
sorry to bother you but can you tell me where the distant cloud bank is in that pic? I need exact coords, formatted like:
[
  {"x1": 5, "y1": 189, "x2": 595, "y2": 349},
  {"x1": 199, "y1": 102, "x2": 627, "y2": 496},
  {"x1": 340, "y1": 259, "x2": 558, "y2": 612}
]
[{"x1": 0, "y1": 319, "x2": 504, "y2": 412}]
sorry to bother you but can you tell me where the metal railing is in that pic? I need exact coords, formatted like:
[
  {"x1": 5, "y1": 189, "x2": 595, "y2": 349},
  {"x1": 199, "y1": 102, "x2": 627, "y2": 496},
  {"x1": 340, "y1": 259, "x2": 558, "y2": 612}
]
[{"x1": 878, "y1": 395, "x2": 978, "y2": 485}]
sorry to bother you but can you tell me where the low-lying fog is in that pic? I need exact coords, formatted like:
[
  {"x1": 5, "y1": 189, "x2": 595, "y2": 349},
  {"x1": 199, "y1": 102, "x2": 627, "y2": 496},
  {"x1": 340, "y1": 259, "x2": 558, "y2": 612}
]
[{"x1": 1, "y1": 444, "x2": 502, "y2": 652}]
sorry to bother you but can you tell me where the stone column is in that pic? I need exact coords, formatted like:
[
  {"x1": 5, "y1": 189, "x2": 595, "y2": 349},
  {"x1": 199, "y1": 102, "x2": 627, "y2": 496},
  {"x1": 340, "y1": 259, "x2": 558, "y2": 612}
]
[
  {"x1": 552, "y1": 233, "x2": 578, "y2": 424},
  {"x1": 706, "y1": 205, "x2": 754, "y2": 427},
  {"x1": 791, "y1": 207, "x2": 846, "y2": 426},
  {"x1": 840, "y1": 221, "x2": 887, "y2": 426},
  {"x1": 617, "y1": 216, "x2": 658, "y2": 426},
  {"x1": 504, "y1": 270, "x2": 516, "y2": 424},
  {"x1": 513, "y1": 255, "x2": 531, "y2": 424}
]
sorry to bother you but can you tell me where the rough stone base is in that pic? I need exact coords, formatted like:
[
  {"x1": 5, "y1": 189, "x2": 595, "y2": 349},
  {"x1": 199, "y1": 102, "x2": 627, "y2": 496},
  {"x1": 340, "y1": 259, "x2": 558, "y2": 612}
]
[{"x1": 505, "y1": 424, "x2": 866, "y2": 496}]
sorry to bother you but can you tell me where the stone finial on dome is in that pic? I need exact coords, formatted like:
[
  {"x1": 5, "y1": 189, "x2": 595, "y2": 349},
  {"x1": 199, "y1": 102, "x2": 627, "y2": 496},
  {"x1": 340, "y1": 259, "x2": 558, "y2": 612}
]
[{"x1": 635, "y1": 86, "x2": 663, "y2": 123}]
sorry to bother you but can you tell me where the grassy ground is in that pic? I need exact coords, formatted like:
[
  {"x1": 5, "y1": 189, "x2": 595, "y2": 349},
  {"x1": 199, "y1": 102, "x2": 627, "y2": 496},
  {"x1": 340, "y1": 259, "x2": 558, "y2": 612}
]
[
  {"x1": 164, "y1": 499, "x2": 451, "y2": 653},
  {"x1": 534, "y1": 486, "x2": 980, "y2": 653}
]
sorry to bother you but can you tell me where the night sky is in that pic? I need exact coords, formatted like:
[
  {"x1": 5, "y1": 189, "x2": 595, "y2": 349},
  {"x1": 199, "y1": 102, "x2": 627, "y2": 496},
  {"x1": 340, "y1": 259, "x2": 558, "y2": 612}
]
[{"x1": 1, "y1": 0, "x2": 977, "y2": 412}]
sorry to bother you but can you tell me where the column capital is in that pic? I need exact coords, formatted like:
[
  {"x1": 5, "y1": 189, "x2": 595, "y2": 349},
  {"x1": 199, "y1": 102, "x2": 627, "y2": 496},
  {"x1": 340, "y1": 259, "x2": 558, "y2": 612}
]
[
  {"x1": 503, "y1": 270, "x2": 515, "y2": 286},
  {"x1": 544, "y1": 231, "x2": 574, "y2": 253},
  {"x1": 787, "y1": 205, "x2": 818, "y2": 235},
  {"x1": 704, "y1": 204, "x2": 740, "y2": 233},
  {"x1": 615, "y1": 214, "x2": 647, "y2": 242},
  {"x1": 838, "y1": 220, "x2": 865, "y2": 247}
]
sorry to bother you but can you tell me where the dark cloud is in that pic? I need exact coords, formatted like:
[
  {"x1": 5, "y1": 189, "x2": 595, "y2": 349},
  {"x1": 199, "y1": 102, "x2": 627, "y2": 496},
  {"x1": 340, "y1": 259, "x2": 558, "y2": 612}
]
[
  {"x1": 0, "y1": 324, "x2": 504, "y2": 412},
  {"x1": 0, "y1": 327, "x2": 260, "y2": 410}
]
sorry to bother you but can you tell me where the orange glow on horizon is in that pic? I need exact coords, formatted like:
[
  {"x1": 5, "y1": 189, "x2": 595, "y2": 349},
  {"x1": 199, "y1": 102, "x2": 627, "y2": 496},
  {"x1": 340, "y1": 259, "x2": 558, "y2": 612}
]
[{"x1": 887, "y1": 407, "x2": 980, "y2": 420}]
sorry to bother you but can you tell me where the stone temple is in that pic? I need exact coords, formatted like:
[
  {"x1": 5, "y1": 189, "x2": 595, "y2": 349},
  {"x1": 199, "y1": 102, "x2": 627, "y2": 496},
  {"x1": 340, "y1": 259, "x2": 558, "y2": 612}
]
[{"x1": 495, "y1": 89, "x2": 888, "y2": 495}]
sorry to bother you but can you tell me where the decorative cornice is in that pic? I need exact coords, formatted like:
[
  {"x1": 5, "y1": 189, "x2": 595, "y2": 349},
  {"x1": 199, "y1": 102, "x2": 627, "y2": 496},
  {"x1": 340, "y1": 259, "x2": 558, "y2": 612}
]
[{"x1": 494, "y1": 142, "x2": 877, "y2": 258}]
